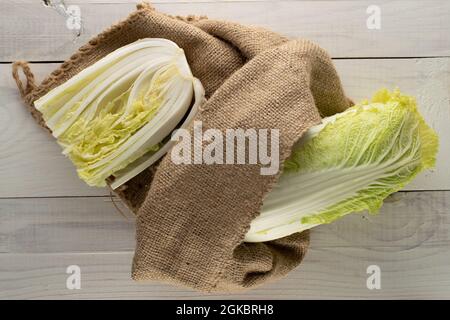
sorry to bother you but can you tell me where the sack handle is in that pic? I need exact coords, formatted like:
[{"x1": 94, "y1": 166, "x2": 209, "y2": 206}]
[{"x1": 12, "y1": 61, "x2": 37, "y2": 98}]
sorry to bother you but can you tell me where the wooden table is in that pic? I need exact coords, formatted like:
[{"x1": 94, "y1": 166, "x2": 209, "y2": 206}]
[{"x1": 0, "y1": 0, "x2": 449, "y2": 299}]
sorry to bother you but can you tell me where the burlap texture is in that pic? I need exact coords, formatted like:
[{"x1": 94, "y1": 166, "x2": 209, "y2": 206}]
[{"x1": 12, "y1": 3, "x2": 351, "y2": 292}]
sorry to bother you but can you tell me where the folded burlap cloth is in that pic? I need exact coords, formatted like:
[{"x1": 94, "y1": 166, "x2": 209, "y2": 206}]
[{"x1": 12, "y1": 3, "x2": 351, "y2": 292}]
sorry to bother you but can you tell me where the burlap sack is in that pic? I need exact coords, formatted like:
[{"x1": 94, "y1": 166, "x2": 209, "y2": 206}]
[{"x1": 12, "y1": 3, "x2": 351, "y2": 292}]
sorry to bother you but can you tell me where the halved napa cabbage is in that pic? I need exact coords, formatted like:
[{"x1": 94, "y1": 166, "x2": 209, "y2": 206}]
[{"x1": 34, "y1": 38, "x2": 204, "y2": 188}]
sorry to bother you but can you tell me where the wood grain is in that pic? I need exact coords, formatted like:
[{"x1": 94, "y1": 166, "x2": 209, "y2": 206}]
[
  {"x1": 0, "y1": 63, "x2": 109, "y2": 197},
  {"x1": 1, "y1": 58, "x2": 448, "y2": 198},
  {"x1": 0, "y1": 192, "x2": 448, "y2": 254},
  {"x1": 0, "y1": 197, "x2": 134, "y2": 254},
  {"x1": 0, "y1": 191, "x2": 448, "y2": 299},
  {"x1": 1, "y1": 0, "x2": 449, "y2": 61},
  {"x1": 2, "y1": 242, "x2": 450, "y2": 299}
]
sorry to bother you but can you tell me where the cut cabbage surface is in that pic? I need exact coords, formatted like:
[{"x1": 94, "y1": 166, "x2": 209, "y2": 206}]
[{"x1": 35, "y1": 38, "x2": 204, "y2": 188}]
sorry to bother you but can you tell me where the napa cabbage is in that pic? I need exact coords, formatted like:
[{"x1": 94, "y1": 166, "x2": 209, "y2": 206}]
[
  {"x1": 34, "y1": 38, "x2": 204, "y2": 188},
  {"x1": 245, "y1": 89, "x2": 439, "y2": 242}
]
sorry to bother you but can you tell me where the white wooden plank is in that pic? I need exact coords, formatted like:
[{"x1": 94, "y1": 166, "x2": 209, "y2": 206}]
[
  {"x1": 12, "y1": 0, "x2": 281, "y2": 3},
  {"x1": 1, "y1": 58, "x2": 448, "y2": 197},
  {"x1": 0, "y1": 191, "x2": 448, "y2": 254},
  {"x1": 0, "y1": 197, "x2": 134, "y2": 254},
  {"x1": 0, "y1": 63, "x2": 109, "y2": 197},
  {"x1": 1, "y1": 1, "x2": 449, "y2": 61},
  {"x1": 1, "y1": 191, "x2": 449, "y2": 298},
  {"x1": 2, "y1": 243, "x2": 450, "y2": 299}
]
